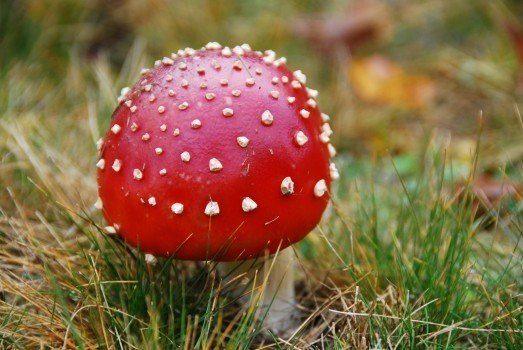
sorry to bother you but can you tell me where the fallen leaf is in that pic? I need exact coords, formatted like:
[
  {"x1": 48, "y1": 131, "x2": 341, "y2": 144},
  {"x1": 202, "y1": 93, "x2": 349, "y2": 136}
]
[
  {"x1": 348, "y1": 55, "x2": 436, "y2": 110},
  {"x1": 293, "y1": 0, "x2": 392, "y2": 54},
  {"x1": 471, "y1": 175, "x2": 520, "y2": 208}
]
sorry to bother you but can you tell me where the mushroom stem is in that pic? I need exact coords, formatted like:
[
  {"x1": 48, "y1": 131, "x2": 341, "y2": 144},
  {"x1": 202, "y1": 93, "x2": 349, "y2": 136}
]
[{"x1": 217, "y1": 247, "x2": 297, "y2": 335}]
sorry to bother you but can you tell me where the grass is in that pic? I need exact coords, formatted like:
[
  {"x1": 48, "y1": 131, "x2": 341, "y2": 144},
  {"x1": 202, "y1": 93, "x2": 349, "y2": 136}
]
[
  {"x1": 0, "y1": 120, "x2": 520, "y2": 347},
  {"x1": 1, "y1": 0, "x2": 522, "y2": 348}
]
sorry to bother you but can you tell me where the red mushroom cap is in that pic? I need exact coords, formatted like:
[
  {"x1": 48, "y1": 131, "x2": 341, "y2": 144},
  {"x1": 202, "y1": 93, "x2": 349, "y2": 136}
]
[{"x1": 96, "y1": 43, "x2": 338, "y2": 261}]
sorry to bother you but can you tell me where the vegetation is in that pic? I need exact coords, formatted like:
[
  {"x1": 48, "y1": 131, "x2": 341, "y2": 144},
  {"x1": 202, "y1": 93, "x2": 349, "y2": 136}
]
[{"x1": 0, "y1": 0, "x2": 521, "y2": 348}]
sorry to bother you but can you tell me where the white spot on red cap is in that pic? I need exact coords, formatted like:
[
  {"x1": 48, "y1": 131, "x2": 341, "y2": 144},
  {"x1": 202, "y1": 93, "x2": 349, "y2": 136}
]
[
  {"x1": 261, "y1": 110, "x2": 274, "y2": 125},
  {"x1": 145, "y1": 254, "x2": 157, "y2": 265},
  {"x1": 96, "y1": 159, "x2": 105, "y2": 169},
  {"x1": 295, "y1": 131, "x2": 308, "y2": 146},
  {"x1": 131, "y1": 123, "x2": 138, "y2": 132},
  {"x1": 222, "y1": 108, "x2": 234, "y2": 117},
  {"x1": 319, "y1": 132, "x2": 330, "y2": 143},
  {"x1": 118, "y1": 87, "x2": 130, "y2": 103},
  {"x1": 130, "y1": 106, "x2": 137, "y2": 113},
  {"x1": 322, "y1": 123, "x2": 333, "y2": 136},
  {"x1": 148, "y1": 197, "x2": 157, "y2": 206},
  {"x1": 111, "y1": 124, "x2": 121, "y2": 134},
  {"x1": 328, "y1": 144, "x2": 337, "y2": 157},
  {"x1": 205, "y1": 92, "x2": 216, "y2": 100},
  {"x1": 181, "y1": 151, "x2": 191, "y2": 162},
  {"x1": 133, "y1": 168, "x2": 143, "y2": 180},
  {"x1": 307, "y1": 99, "x2": 317, "y2": 108},
  {"x1": 330, "y1": 163, "x2": 340, "y2": 180},
  {"x1": 263, "y1": 51, "x2": 275, "y2": 64},
  {"x1": 144, "y1": 84, "x2": 152, "y2": 92},
  {"x1": 291, "y1": 80, "x2": 301, "y2": 89},
  {"x1": 204, "y1": 201, "x2": 220, "y2": 216},
  {"x1": 245, "y1": 78, "x2": 255, "y2": 86},
  {"x1": 237, "y1": 136, "x2": 249, "y2": 148},
  {"x1": 307, "y1": 88, "x2": 319, "y2": 98},
  {"x1": 293, "y1": 70, "x2": 307, "y2": 84},
  {"x1": 321, "y1": 113, "x2": 330, "y2": 122},
  {"x1": 160, "y1": 124, "x2": 167, "y2": 132},
  {"x1": 232, "y1": 89, "x2": 241, "y2": 97},
  {"x1": 314, "y1": 179, "x2": 327, "y2": 197},
  {"x1": 112, "y1": 159, "x2": 121, "y2": 172},
  {"x1": 242, "y1": 197, "x2": 258, "y2": 212},
  {"x1": 205, "y1": 42, "x2": 222, "y2": 50},
  {"x1": 209, "y1": 158, "x2": 223, "y2": 172},
  {"x1": 281, "y1": 177, "x2": 294, "y2": 195},
  {"x1": 171, "y1": 203, "x2": 184, "y2": 214},
  {"x1": 233, "y1": 46, "x2": 244, "y2": 56},
  {"x1": 105, "y1": 226, "x2": 117, "y2": 234},
  {"x1": 158, "y1": 106, "x2": 165, "y2": 114},
  {"x1": 155, "y1": 147, "x2": 163, "y2": 155},
  {"x1": 269, "y1": 90, "x2": 279, "y2": 99},
  {"x1": 162, "y1": 57, "x2": 174, "y2": 65},
  {"x1": 191, "y1": 119, "x2": 202, "y2": 129},
  {"x1": 221, "y1": 47, "x2": 232, "y2": 57},
  {"x1": 142, "y1": 133, "x2": 150, "y2": 141},
  {"x1": 159, "y1": 168, "x2": 167, "y2": 175},
  {"x1": 300, "y1": 109, "x2": 310, "y2": 118},
  {"x1": 274, "y1": 57, "x2": 287, "y2": 67},
  {"x1": 173, "y1": 128, "x2": 180, "y2": 136}
]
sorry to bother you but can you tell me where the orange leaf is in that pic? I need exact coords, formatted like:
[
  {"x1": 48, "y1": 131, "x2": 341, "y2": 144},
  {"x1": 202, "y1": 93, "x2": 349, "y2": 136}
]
[{"x1": 348, "y1": 55, "x2": 436, "y2": 110}]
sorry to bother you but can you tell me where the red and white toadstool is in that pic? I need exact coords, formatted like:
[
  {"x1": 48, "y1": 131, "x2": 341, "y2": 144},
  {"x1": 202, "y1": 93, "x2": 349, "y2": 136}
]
[{"x1": 96, "y1": 42, "x2": 338, "y2": 333}]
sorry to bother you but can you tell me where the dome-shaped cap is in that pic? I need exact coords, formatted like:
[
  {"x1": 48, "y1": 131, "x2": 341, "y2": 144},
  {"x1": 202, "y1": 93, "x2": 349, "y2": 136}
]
[{"x1": 96, "y1": 43, "x2": 338, "y2": 261}]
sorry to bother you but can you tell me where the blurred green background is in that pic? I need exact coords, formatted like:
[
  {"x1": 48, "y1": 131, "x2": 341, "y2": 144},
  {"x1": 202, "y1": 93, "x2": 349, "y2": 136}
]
[{"x1": 2, "y1": 0, "x2": 522, "y2": 156}]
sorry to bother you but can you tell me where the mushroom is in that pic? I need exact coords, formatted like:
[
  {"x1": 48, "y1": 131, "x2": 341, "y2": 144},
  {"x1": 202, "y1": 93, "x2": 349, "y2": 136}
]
[{"x1": 96, "y1": 43, "x2": 338, "y2": 334}]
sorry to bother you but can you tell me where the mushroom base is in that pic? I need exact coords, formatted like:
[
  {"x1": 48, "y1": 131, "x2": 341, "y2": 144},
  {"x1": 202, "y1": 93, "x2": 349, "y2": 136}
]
[{"x1": 217, "y1": 247, "x2": 298, "y2": 335}]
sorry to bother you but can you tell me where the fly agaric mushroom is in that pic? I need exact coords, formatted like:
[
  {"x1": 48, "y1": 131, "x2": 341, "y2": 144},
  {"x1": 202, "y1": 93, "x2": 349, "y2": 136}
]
[{"x1": 96, "y1": 42, "x2": 338, "y2": 333}]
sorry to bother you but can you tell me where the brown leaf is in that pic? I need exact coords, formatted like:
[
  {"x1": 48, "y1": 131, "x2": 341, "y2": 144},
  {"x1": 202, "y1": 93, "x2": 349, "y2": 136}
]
[
  {"x1": 471, "y1": 175, "x2": 520, "y2": 208},
  {"x1": 293, "y1": 0, "x2": 392, "y2": 54}
]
